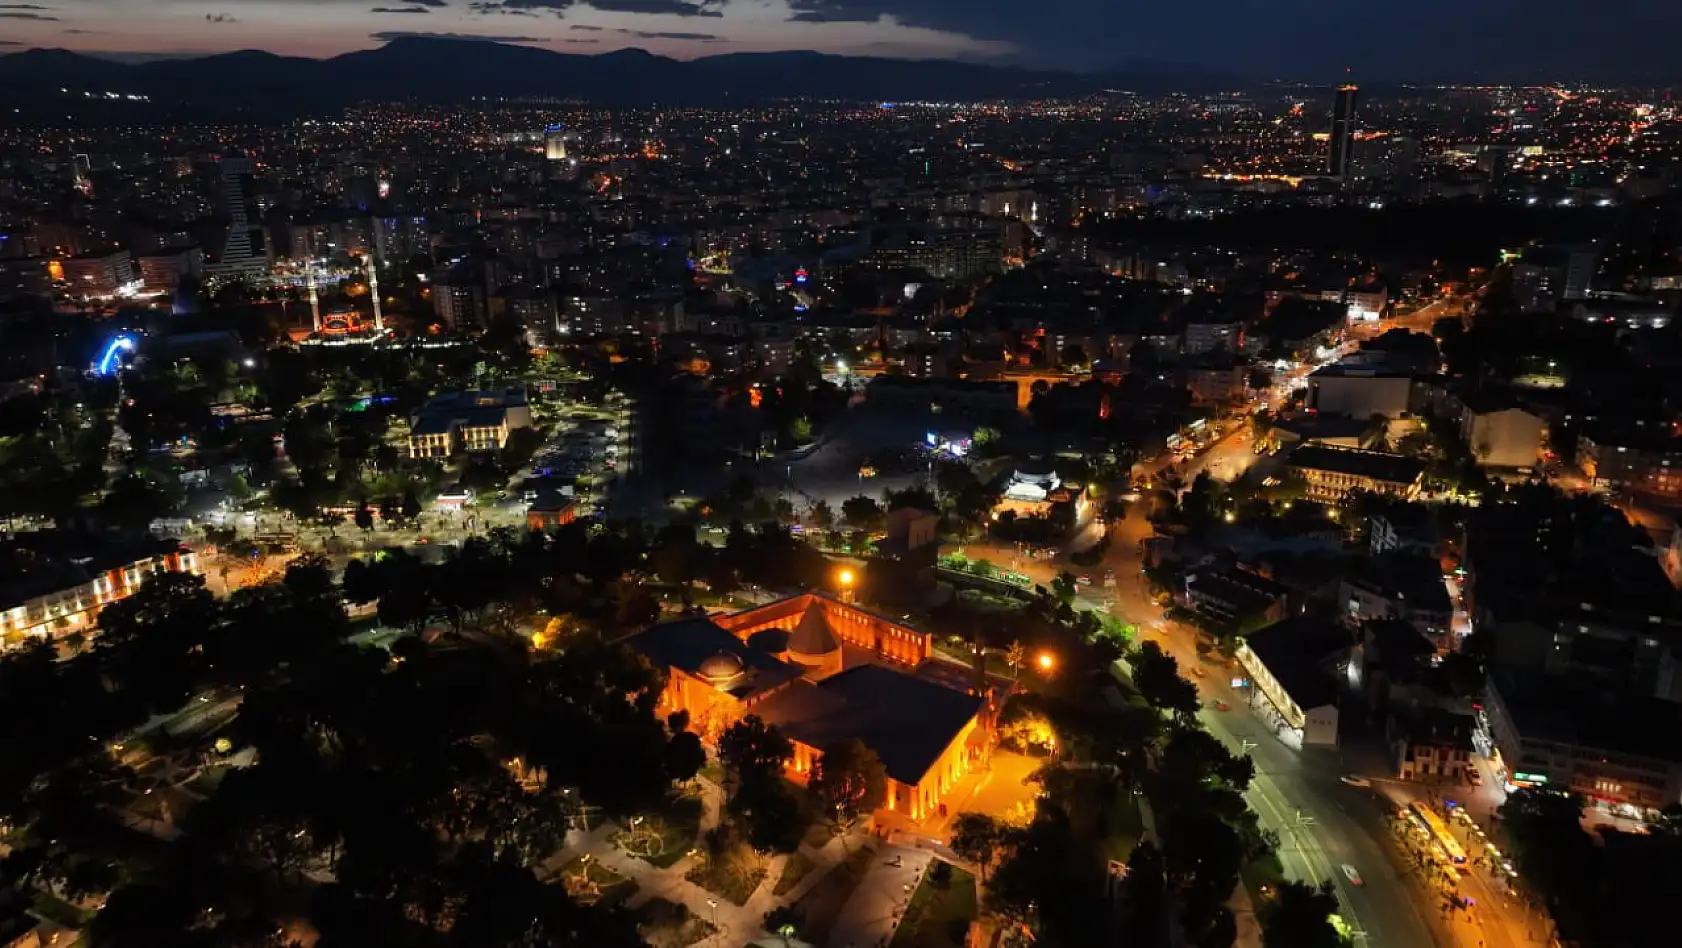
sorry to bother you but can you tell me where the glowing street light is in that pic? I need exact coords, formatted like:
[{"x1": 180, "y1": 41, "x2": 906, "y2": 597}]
[
  {"x1": 837, "y1": 568, "x2": 855, "y2": 587},
  {"x1": 1036, "y1": 651, "x2": 1056, "y2": 673}
]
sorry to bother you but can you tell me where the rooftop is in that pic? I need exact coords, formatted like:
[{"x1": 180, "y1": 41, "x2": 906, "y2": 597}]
[
  {"x1": 1288, "y1": 444, "x2": 1424, "y2": 486},
  {"x1": 1490, "y1": 666, "x2": 1682, "y2": 765},
  {"x1": 623, "y1": 617, "x2": 804, "y2": 702},
  {"x1": 751, "y1": 664, "x2": 984, "y2": 786},
  {"x1": 1242, "y1": 616, "x2": 1349, "y2": 712}
]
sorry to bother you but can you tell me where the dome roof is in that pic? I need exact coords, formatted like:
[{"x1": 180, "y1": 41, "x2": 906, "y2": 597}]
[
  {"x1": 788, "y1": 607, "x2": 840, "y2": 656},
  {"x1": 697, "y1": 651, "x2": 745, "y2": 684},
  {"x1": 747, "y1": 628, "x2": 791, "y2": 654}
]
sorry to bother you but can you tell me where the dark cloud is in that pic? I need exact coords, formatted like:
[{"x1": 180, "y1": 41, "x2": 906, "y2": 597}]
[
  {"x1": 612, "y1": 28, "x2": 719, "y2": 40},
  {"x1": 486, "y1": 0, "x2": 723, "y2": 15},
  {"x1": 558, "y1": 37, "x2": 598, "y2": 44},
  {"x1": 0, "y1": 4, "x2": 54, "y2": 10},
  {"x1": 63, "y1": 27, "x2": 103, "y2": 34},
  {"x1": 769, "y1": 1, "x2": 1682, "y2": 77},
  {"x1": 568, "y1": 24, "x2": 602, "y2": 31},
  {"x1": 0, "y1": 10, "x2": 57, "y2": 19},
  {"x1": 469, "y1": 1, "x2": 536, "y2": 12},
  {"x1": 585, "y1": 0, "x2": 723, "y2": 16},
  {"x1": 370, "y1": 30, "x2": 544, "y2": 42},
  {"x1": 205, "y1": 13, "x2": 238, "y2": 23},
  {"x1": 370, "y1": 5, "x2": 435, "y2": 12}
]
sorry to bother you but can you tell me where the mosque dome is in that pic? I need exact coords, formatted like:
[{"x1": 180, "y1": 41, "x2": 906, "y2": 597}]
[{"x1": 697, "y1": 651, "x2": 745, "y2": 685}]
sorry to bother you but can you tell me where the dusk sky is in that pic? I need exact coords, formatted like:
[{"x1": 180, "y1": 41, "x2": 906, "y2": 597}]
[{"x1": 3, "y1": 0, "x2": 1681, "y2": 79}]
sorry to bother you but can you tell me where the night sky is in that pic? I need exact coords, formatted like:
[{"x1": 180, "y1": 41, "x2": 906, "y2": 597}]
[{"x1": 2, "y1": 0, "x2": 1680, "y2": 80}]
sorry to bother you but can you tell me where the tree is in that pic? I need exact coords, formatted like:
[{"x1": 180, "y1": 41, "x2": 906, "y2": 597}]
[
  {"x1": 354, "y1": 501, "x2": 374, "y2": 533},
  {"x1": 400, "y1": 488, "x2": 423, "y2": 523},
  {"x1": 809, "y1": 499, "x2": 834, "y2": 531},
  {"x1": 809, "y1": 739, "x2": 886, "y2": 829},
  {"x1": 840, "y1": 495, "x2": 884, "y2": 532},
  {"x1": 948, "y1": 813, "x2": 1005, "y2": 883},
  {"x1": 1050, "y1": 570, "x2": 1078, "y2": 605},
  {"x1": 718, "y1": 715, "x2": 792, "y2": 791},
  {"x1": 1260, "y1": 880, "x2": 1349, "y2": 948},
  {"x1": 1131, "y1": 641, "x2": 1202, "y2": 720},
  {"x1": 764, "y1": 905, "x2": 805, "y2": 947},
  {"x1": 664, "y1": 731, "x2": 706, "y2": 786}
]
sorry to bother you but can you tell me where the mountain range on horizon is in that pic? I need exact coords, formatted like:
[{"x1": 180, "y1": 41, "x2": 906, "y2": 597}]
[{"x1": 0, "y1": 37, "x2": 1245, "y2": 117}]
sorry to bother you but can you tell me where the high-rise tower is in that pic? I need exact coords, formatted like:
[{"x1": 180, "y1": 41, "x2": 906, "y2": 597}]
[
  {"x1": 1329, "y1": 84, "x2": 1359, "y2": 178},
  {"x1": 207, "y1": 157, "x2": 269, "y2": 280},
  {"x1": 544, "y1": 125, "x2": 568, "y2": 162}
]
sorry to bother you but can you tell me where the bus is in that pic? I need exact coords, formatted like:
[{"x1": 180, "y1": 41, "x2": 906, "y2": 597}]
[{"x1": 1409, "y1": 802, "x2": 1468, "y2": 869}]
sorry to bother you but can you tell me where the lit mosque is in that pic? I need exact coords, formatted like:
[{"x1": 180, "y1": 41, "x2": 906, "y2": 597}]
[{"x1": 625, "y1": 591, "x2": 998, "y2": 822}]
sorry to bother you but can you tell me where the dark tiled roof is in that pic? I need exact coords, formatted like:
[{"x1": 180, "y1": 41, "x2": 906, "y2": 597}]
[
  {"x1": 623, "y1": 618, "x2": 803, "y2": 700},
  {"x1": 1243, "y1": 617, "x2": 1349, "y2": 712},
  {"x1": 753, "y1": 664, "x2": 983, "y2": 786},
  {"x1": 1289, "y1": 445, "x2": 1423, "y2": 486}
]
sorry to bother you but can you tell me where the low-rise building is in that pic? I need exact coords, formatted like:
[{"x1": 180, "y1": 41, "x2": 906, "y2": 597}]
[
  {"x1": 1389, "y1": 707, "x2": 1476, "y2": 783},
  {"x1": 1306, "y1": 362, "x2": 1413, "y2": 420},
  {"x1": 1369, "y1": 503, "x2": 1438, "y2": 557},
  {"x1": 1288, "y1": 444, "x2": 1424, "y2": 502},
  {"x1": 1339, "y1": 552, "x2": 1454, "y2": 648},
  {"x1": 625, "y1": 592, "x2": 997, "y2": 822},
  {"x1": 405, "y1": 389, "x2": 533, "y2": 459},
  {"x1": 1577, "y1": 427, "x2": 1682, "y2": 498},
  {"x1": 1183, "y1": 564, "x2": 1291, "y2": 629},
  {"x1": 1235, "y1": 617, "x2": 1349, "y2": 747},
  {"x1": 1484, "y1": 667, "x2": 1682, "y2": 812},
  {"x1": 1, "y1": 535, "x2": 199, "y2": 651},
  {"x1": 1443, "y1": 391, "x2": 1544, "y2": 469},
  {"x1": 62, "y1": 250, "x2": 135, "y2": 297}
]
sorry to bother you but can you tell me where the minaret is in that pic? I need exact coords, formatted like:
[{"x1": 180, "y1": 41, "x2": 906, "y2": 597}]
[
  {"x1": 307, "y1": 262, "x2": 322, "y2": 333},
  {"x1": 364, "y1": 253, "x2": 384, "y2": 333}
]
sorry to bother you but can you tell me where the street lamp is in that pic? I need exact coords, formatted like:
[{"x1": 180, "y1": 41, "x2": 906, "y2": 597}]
[
  {"x1": 836, "y1": 567, "x2": 856, "y2": 602},
  {"x1": 1036, "y1": 651, "x2": 1056, "y2": 674}
]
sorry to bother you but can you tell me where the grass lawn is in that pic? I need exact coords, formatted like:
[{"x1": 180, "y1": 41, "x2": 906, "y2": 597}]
[
  {"x1": 613, "y1": 795, "x2": 704, "y2": 869},
  {"x1": 793, "y1": 842, "x2": 877, "y2": 945},
  {"x1": 891, "y1": 861, "x2": 978, "y2": 948},
  {"x1": 773, "y1": 850, "x2": 818, "y2": 896},
  {"x1": 683, "y1": 846, "x2": 768, "y2": 906},
  {"x1": 554, "y1": 855, "x2": 636, "y2": 907}
]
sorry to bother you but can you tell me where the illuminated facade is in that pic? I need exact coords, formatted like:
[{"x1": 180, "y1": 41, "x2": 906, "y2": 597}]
[
  {"x1": 1, "y1": 539, "x2": 199, "y2": 651},
  {"x1": 627, "y1": 592, "x2": 994, "y2": 822}
]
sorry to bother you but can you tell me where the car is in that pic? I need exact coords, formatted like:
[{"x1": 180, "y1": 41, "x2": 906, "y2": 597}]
[
  {"x1": 1339, "y1": 775, "x2": 1372, "y2": 788},
  {"x1": 1213, "y1": 700, "x2": 1230, "y2": 712},
  {"x1": 1191, "y1": 666, "x2": 1207, "y2": 678},
  {"x1": 1341, "y1": 864, "x2": 1363, "y2": 887}
]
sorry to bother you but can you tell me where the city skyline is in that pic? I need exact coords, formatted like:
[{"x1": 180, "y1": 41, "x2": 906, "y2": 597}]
[{"x1": 5, "y1": 0, "x2": 1682, "y2": 79}]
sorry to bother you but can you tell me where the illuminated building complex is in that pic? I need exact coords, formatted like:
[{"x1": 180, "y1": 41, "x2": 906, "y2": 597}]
[
  {"x1": 1, "y1": 536, "x2": 199, "y2": 652},
  {"x1": 626, "y1": 592, "x2": 997, "y2": 821}
]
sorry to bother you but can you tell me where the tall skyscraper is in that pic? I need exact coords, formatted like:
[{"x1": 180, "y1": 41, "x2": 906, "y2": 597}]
[
  {"x1": 1329, "y1": 84, "x2": 1359, "y2": 178},
  {"x1": 207, "y1": 157, "x2": 269, "y2": 280},
  {"x1": 544, "y1": 125, "x2": 568, "y2": 162}
]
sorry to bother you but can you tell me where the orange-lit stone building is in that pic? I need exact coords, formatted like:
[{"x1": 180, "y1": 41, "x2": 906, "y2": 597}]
[{"x1": 626, "y1": 592, "x2": 995, "y2": 822}]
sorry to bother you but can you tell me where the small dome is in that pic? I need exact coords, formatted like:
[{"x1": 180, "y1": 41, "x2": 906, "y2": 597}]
[
  {"x1": 697, "y1": 651, "x2": 745, "y2": 684},
  {"x1": 747, "y1": 628, "x2": 791, "y2": 654}
]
